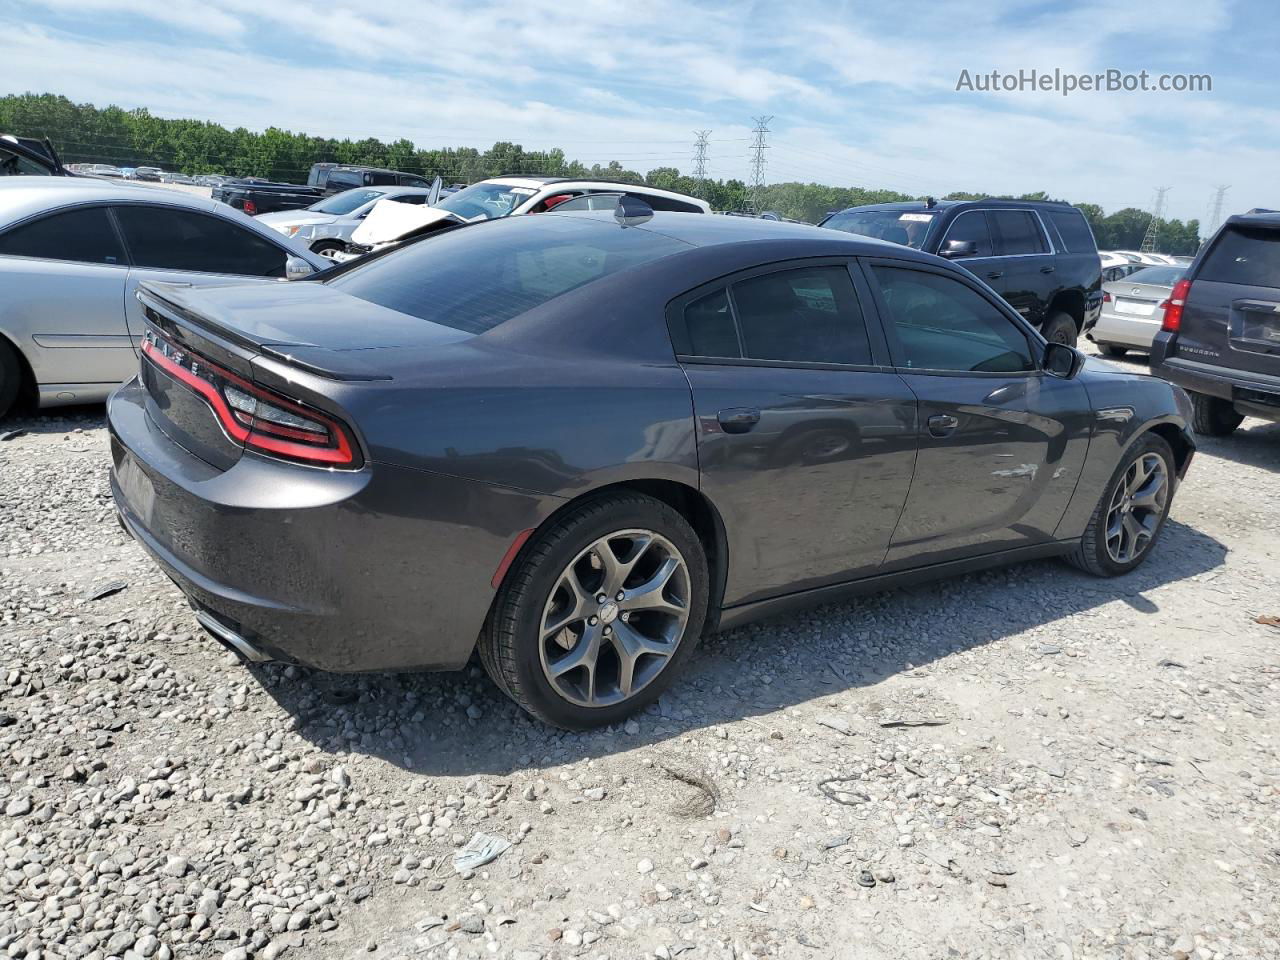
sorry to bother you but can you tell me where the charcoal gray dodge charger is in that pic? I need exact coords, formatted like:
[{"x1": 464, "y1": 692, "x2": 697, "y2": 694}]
[{"x1": 108, "y1": 207, "x2": 1195, "y2": 728}]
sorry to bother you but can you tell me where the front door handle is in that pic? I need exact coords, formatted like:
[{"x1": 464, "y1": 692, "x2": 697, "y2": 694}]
[
  {"x1": 1040, "y1": 265, "x2": 1056, "y2": 274},
  {"x1": 986, "y1": 271, "x2": 1004, "y2": 280},
  {"x1": 927, "y1": 413, "x2": 959, "y2": 438},
  {"x1": 717, "y1": 407, "x2": 761, "y2": 434}
]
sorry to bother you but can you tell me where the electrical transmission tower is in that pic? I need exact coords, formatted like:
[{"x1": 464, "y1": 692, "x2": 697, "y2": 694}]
[
  {"x1": 1207, "y1": 184, "x2": 1230, "y2": 234},
  {"x1": 747, "y1": 116, "x2": 773, "y2": 213},
  {"x1": 692, "y1": 130, "x2": 711, "y2": 189},
  {"x1": 1140, "y1": 186, "x2": 1171, "y2": 253}
]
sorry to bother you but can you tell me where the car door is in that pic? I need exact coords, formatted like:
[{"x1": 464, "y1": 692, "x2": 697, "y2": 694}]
[
  {"x1": 862, "y1": 258, "x2": 1091, "y2": 568},
  {"x1": 938, "y1": 209, "x2": 1001, "y2": 290},
  {"x1": 671, "y1": 260, "x2": 918, "y2": 606},
  {"x1": 987, "y1": 209, "x2": 1055, "y2": 326},
  {"x1": 0, "y1": 204, "x2": 135, "y2": 388},
  {"x1": 111, "y1": 204, "x2": 294, "y2": 346}
]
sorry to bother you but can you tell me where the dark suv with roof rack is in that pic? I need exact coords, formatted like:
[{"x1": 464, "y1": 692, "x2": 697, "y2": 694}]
[
  {"x1": 820, "y1": 199, "x2": 1102, "y2": 345},
  {"x1": 1150, "y1": 211, "x2": 1280, "y2": 435}
]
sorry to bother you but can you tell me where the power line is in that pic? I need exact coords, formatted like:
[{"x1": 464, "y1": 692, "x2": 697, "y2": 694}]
[
  {"x1": 1140, "y1": 186, "x2": 1171, "y2": 253},
  {"x1": 747, "y1": 116, "x2": 773, "y2": 214}
]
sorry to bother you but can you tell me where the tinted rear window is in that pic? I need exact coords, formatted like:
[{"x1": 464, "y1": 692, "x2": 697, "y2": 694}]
[
  {"x1": 327, "y1": 216, "x2": 689, "y2": 334},
  {"x1": 1199, "y1": 226, "x2": 1280, "y2": 288},
  {"x1": 1047, "y1": 209, "x2": 1097, "y2": 253}
]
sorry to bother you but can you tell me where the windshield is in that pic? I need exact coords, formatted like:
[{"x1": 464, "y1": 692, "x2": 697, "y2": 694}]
[
  {"x1": 822, "y1": 209, "x2": 936, "y2": 249},
  {"x1": 435, "y1": 182, "x2": 538, "y2": 221},
  {"x1": 310, "y1": 188, "x2": 387, "y2": 215},
  {"x1": 1123, "y1": 266, "x2": 1184, "y2": 286}
]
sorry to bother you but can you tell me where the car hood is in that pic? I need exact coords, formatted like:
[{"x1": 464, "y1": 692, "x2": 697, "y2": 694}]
[
  {"x1": 351, "y1": 201, "x2": 463, "y2": 246},
  {"x1": 139, "y1": 280, "x2": 472, "y2": 380}
]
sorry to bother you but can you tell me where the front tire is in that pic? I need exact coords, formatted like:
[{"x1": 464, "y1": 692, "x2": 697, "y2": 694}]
[
  {"x1": 479, "y1": 492, "x2": 709, "y2": 729},
  {"x1": 310, "y1": 240, "x2": 347, "y2": 260},
  {"x1": 1102, "y1": 344, "x2": 1128, "y2": 358},
  {"x1": 1042, "y1": 312, "x2": 1079, "y2": 347},
  {"x1": 1067, "y1": 433, "x2": 1175, "y2": 577},
  {"x1": 1190, "y1": 392, "x2": 1243, "y2": 437}
]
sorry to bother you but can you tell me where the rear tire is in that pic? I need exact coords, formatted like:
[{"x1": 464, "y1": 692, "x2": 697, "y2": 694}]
[
  {"x1": 1102, "y1": 345, "x2": 1128, "y2": 358},
  {"x1": 1190, "y1": 392, "x2": 1243, "y2": 437},
  {"x1": 1042, "y1": 312, "x2": 1078, "y2": 347},
  {"x1": 310, "y1": 240, "x2": 346, "y2": 260},
  {"x1": 478, "y1": 492, "x2": 709, "y2": 729},
  {"x1": 1066, "y1": 433, "x2": 1175, "y2": 577},
  {"x1": 0, "y1": 338, "x2": 22, "y2": 420}
]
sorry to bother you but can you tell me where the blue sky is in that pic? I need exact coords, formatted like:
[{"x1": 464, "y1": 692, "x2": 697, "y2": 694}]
[{"x1": 4, "y1": 0, "x2": 1276, "y2": 223}]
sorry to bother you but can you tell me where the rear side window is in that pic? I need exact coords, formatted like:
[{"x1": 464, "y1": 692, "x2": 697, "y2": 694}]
[
  {"x1": 114, "y1": 206, "x2": 286, "y2": 277},
  {"x1": 1199, "y1": 227, "x2": 1280, "y2": 288},
  {"x1": 989, "y1": 211, "x2": 1048, "y2": 255},
  {"x1": 1048, "y1": 209, "x2": 1097, "y2": 253},
  {"x1": 0, "y1": 207, "x2": 125, "y2": 264},
  {"x1": 366, "y1": 171, "x2": 397, "y2": 186},
  {"x1": 328, "y1": 216, "x2": 688, "y2": 334},
  {"x1": 676, "y1": 265, "x2": 873, "y2": 366}
]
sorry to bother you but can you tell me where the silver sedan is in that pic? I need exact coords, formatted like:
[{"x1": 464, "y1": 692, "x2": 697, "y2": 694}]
[
  {"x1": 1088, "y1": 264, "x2": 1185, "y2": 358},
  {"x1": 0, "y1": 178, "x2": 327, "y2": 418},
  {"x1": 255, "y1": 186, "x2": 436, "y2": 258}
]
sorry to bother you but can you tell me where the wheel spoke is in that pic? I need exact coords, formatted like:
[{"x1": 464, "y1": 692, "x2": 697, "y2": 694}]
[
  {"x1": 1130, "y1": 470, "x2": 1166, "y2": 510},
  {"x1": 541, "y1": 567, "x2": 596, "y2": 640},
  {"x1": 547, "y1": 623, "x2": 602, "y2": 679},
  {"x1": 598, "y1": 533, "x2": 654, "y2": 596},
  {"x1": 610, "y1": 622, "x2": 674, "y2": 698},
  {"x1": 622, "y1": 556, "x2": 685, "y2": 615}
]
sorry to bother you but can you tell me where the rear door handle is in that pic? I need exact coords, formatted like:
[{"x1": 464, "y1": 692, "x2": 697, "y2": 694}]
[
  {"x1": 717, "y1": 407, "x2": 760, "y2": 434},
  {"x1": 986, "y1": 271, "x2": 1004, "y2": 280},
  {"x1": 1040, "y1": 265, "x2": 1056, "y2": 274},
  {"x1": 927, "y1": 413, "x2": 959, "y2": 438}
]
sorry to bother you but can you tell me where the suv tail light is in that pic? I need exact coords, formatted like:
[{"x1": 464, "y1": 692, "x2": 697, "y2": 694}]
[
  {"x1": 1102, "y1": 292, "x2": 1112, "y2": 303},
  {"x1": 141, "y1": 331, "x2": 360, "y2": 468},
  {"x1": 1160, "y1": 278, "x2": 1192, "y2": 332},
  {"x1": 242, "y1": 199, "x2": 258, "y2": 216}
]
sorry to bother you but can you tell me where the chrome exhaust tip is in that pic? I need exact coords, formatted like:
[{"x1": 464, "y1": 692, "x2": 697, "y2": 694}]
[{"x1": 195, "y1": 610, "x2": 272, "y2": 664}]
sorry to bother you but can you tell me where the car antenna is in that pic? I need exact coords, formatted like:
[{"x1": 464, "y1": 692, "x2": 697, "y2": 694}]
[{"x1": 615, "y1": 194, "x2": 654, "y2": 226}]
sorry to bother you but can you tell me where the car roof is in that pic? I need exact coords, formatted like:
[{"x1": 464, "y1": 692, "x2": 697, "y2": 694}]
[
  {"x1": 830, "y1": 198, "x2": 1077, "y2": 216},
  {"x1": 1225, "y1": 211, "x2": 1280, "y2": 230},
  {"x1": 545, "y1": 208, "x2": 930, "y2": 257},
  {"x1": 480, "y1": 176, "x2": 709, "y2": 206},
  {"x1": 0, "y1": 177, "x2": 221, "y2": 224}
]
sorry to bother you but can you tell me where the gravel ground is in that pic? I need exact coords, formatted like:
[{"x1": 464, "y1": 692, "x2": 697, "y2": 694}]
[{"x1": 1, "y1": 352, "x2": 1278, "y2": 960}]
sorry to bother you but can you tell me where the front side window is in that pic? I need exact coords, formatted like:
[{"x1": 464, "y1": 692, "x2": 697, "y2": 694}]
[
  {"x1": 0, "y1": 148, "x2": 52, "y2": 176},
  {"x1": 989, "y1": 210, "x2": 1048, "y2": 256},
  {"x1": 113, "y1": 205, "x2": 286, "y2": 277},
  {"x1": 941, "y1": 211, "x2": 994, "y2": 258},
  {"x1": 0, "y1": 206, "x2": 125, "y2": 264},
  {"x1": 873, "y1": 266, "x2": 1034, "y2": 373}
]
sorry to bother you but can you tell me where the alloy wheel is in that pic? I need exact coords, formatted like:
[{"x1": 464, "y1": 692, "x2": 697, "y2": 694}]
[
  {"x1": 538, "y1": 529, "x2": 691, "y2": 708},
  {"x1": 1104, "y1": 452, "x2": 1169, "y2": 563}
]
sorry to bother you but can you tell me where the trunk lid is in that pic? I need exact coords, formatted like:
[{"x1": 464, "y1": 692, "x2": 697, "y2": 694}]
[{"x1": 1103, "y1": 279, "x2": 1173, "y2": 320}]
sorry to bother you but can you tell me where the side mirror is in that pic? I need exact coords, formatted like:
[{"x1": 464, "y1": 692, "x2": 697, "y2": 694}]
[
  {"x1": 284, "y1": 256, "x2": 315, "y2": 281},
  {"x1": 1044, "y1": 342, "x2": 1082, "y2": 379},
  {"x1": 940, "y1": 239, "x2": 978, "y2": 259}
]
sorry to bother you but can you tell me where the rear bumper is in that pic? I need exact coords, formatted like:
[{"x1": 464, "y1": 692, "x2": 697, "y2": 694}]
[
  {"x1": 1088, "y1": 309, "x2": 1161, "y2": 350},
  {"x1": 107, "y1": 376, "x2": 558, "y2": 672},
  {"x1": 1150, "y1": 341, "x2": 1280, "y2": 422}
]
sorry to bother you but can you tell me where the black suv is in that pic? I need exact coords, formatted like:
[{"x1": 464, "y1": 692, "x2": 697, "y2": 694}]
[
  {"x1": 1150, "y1": 211, "x2": 1280, "y2": 435},
  {"x1": 820, "y1": 199, "x2": 1102, "y2": 345}
]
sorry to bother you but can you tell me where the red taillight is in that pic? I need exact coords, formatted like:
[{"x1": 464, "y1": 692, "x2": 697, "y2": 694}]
[
  {"x1": 1102, "y1": 292, "x2": 1112, "y2": 303},
  {"x1": 242, "y1": 199, "x2": 257, "y2": 215},
  {"x1": 141, "y1": 332, "x2": 360, "y2": 468},
  {"x1": 1161, "y1": 278, "x2": 1192, "y2": 333}
]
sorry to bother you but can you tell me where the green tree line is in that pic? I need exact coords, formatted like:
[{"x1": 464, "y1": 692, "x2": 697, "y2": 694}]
[{"x1": 1, "y1": 93, "x2": 1201, "y2": 253}]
